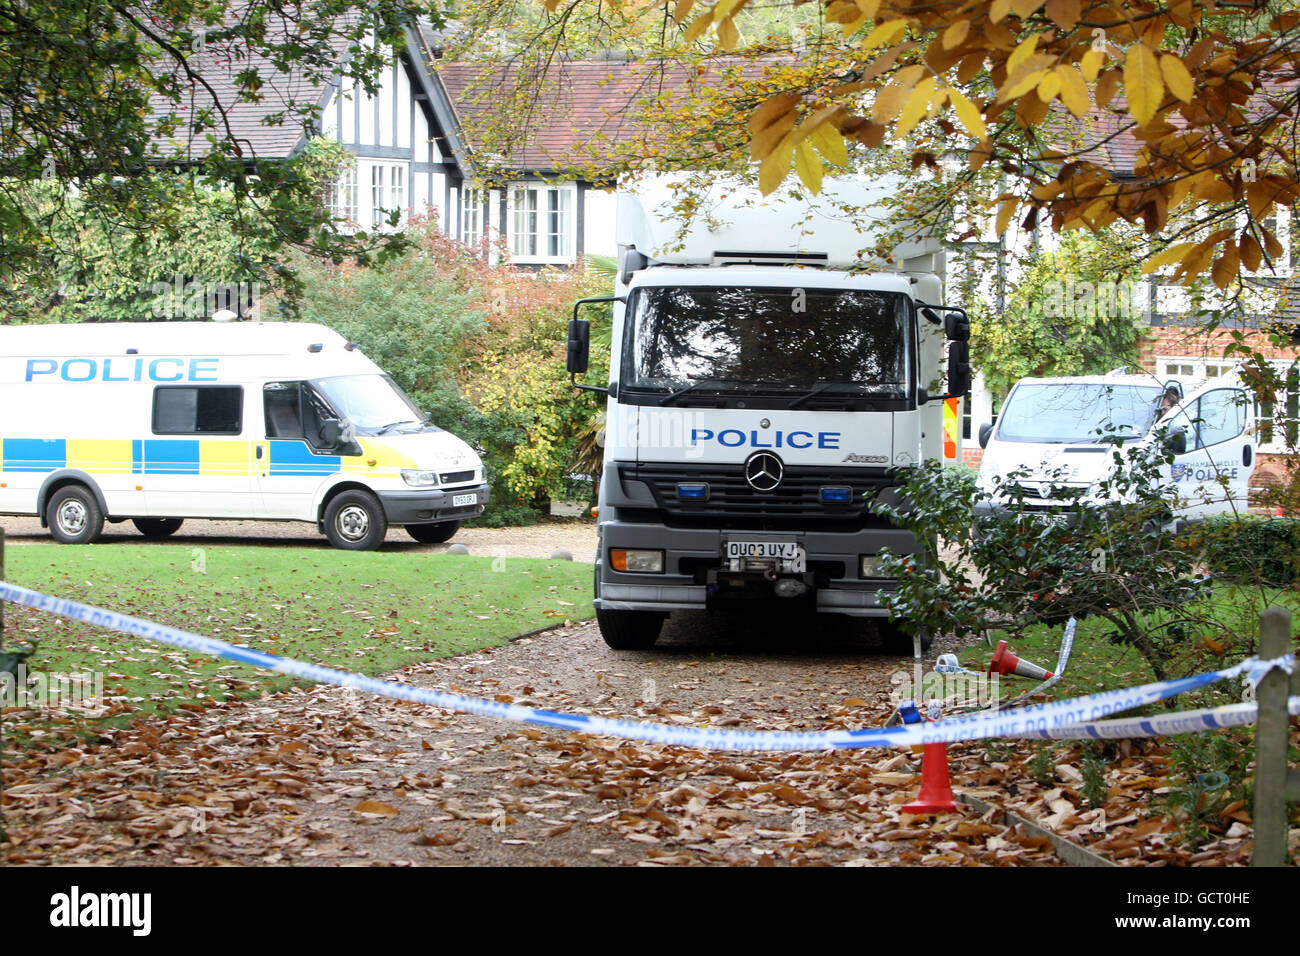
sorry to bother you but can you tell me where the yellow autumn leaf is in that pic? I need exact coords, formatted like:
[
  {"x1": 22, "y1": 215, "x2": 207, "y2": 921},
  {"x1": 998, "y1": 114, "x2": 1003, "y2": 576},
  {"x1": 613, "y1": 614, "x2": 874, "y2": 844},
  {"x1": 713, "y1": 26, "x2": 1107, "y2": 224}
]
[
  {"x1": 854, "y1": 0, "x2": 882, "y2": 15},
  {"x1": 1159, "y1": 54, "x2": 1195, "y2": 103},
  {"x1": 896, "y1": 77, "x2": 939, "y2": 138},
  {"x1": 1141, "y1": 242, "x2": 1196, "y2": 274},
  {"x1": 711, "y1": 0, "x2": 746, "y2": 21},
  {"x1": 994, "y1": 195, "x2": 1019, "y2": 235},
  {"x1": 1007, "y1": 33, "x2": 1040, "y2": 76},
  {"x1": 990, "y1": 0, "x2": 1012, "y2": 22},
  {"x1": 1011, "y1": 0, "x2": 1045, "y2": 17},
  {"x1": 794, "y1": 140, "x2": 824, "y2": 193},
  {"x1": 943, "y1": 20, "x2": 970, "y2": 49},
  {"x1": 759, "y1": 134, "x2": 795, "y2": 195},
  {"x1": 861, "y1": 18, "x2": 907, "y2": 50},
  {"x1": 1124, "y1": 43, "x2": 1164, "y2": 126},
  {"x1": 1211, "y1": 245, "x2": 1240, "y2": 289},
  {"x1": 1036, "y1": 71, "x2": 1062, "y2": 103},
  {"x1": 1080, "y1": 49, "x2": 1104, "y2": 82},
  {"x1": 717, "y1": 15, "x2": 739, "y2": 49},
  {"x1": 673, "y1": 0, "x2": 694, "y2": 24},
  {"x1": 998, "y1": 63, "x2": 1049, "y2": 102},
  {"x1": 1055, "y1": 65, "x2": 1091, "y2": 117},
  {"x1": 872, "y1": 64, "x2": 924, "y2": 122},
  {"x1": 947, "y1": 86, "x2": 987, "y2": 139},
  {"x1": 683, "y1": 13, "x2": 711, "y2": 43},
  {"x1": 809, "y1": 123, "x2": 849, "y2": 166}
]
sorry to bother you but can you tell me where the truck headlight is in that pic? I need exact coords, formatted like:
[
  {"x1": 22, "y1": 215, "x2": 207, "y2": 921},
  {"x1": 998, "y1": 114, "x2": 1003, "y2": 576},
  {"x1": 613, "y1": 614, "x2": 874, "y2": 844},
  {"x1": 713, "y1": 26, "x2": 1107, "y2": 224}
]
[
  {"x1": 401, "y1": 469, "x2": 439, "y2": 487},
  {"x1": 610, "y1": 549, "x2": 664, "y2": 573},
  {"x1": 860, "y1": 555, "x2": 887, "y2": 578}
]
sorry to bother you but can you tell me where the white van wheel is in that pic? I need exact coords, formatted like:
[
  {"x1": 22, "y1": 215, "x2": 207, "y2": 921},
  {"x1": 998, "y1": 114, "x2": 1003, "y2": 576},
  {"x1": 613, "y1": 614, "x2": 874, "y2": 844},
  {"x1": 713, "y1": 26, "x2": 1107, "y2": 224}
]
[
  {"x1": 47, "y1": 486, "x2": 105, "y2": 545},
  {"x1": 324, "y1": 490, "x2": 388, "y2": 550}
]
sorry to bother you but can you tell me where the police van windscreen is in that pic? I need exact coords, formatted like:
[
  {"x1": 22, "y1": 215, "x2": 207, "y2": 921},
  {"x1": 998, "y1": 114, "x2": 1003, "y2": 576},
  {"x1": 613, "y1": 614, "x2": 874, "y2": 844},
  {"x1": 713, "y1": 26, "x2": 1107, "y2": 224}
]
[
  {"x1": 996, "y1": 382, "x2": 1164, "y2": 444},
  {"x1": 624, "y1": 286, "x2": 911, "y2": 399},
  {"x1": 312, "y1": 374, "x2": 426, "y2": 432}
]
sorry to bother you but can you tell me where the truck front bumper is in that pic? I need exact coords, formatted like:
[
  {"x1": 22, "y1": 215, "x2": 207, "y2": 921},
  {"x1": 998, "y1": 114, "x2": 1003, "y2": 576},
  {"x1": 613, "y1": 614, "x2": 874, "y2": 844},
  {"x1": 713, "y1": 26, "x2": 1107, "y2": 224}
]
[{"x1": 594, "y1": 519, "x2": 918, "y2": 618}]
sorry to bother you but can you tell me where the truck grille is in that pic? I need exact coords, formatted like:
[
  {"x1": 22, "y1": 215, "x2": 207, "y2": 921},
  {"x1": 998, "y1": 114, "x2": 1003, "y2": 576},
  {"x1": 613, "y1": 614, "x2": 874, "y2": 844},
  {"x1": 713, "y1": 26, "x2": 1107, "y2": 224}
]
[
  {"x1": 622, "y1": 462, "x2": 892, "y2": 520},
  {"x1": 439, "y1": 470, "x2": 475, "y2": 485}
]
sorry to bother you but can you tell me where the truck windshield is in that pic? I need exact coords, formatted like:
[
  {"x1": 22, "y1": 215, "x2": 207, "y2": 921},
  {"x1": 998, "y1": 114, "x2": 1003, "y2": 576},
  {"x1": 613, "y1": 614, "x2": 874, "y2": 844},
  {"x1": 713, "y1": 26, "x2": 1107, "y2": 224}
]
[
  {"x1": 311, "y1": 374, "x2": 426, "y2": 433},
  {"x1": 624, "y1": 286, "x2": 911, "y2": 400},
  {"x1": 996, "y1": 382, "x2": 1164, "y2": 443}
]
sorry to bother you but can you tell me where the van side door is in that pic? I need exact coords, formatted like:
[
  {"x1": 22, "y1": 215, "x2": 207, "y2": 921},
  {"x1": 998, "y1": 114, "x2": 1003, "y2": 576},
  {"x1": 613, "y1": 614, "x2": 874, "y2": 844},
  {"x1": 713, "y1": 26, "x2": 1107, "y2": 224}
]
[
  {"x1": 256, "y1": 381, "x2": 346, "y2": 520},
  {"x1": 1170, "y1": 387, "x2": 1252, "y2": 519},
  {"x1": 146, "y1": 383, "x2": 258, "y2": 518}
]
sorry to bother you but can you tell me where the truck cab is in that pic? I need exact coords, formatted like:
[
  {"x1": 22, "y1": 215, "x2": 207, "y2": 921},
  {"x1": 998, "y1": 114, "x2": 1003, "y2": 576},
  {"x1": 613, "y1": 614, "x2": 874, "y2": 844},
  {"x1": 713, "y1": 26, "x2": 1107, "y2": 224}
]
[{"x1": 566, "y1": 177, "x2": 971, "y2": 649}]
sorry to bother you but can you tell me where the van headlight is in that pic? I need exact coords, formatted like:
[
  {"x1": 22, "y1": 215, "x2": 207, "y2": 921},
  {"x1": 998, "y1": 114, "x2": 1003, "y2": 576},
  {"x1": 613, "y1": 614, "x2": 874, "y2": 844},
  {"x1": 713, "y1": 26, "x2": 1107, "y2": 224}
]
[{"x1": 401, "y1": 469, "x2": 439, "y2": 487}]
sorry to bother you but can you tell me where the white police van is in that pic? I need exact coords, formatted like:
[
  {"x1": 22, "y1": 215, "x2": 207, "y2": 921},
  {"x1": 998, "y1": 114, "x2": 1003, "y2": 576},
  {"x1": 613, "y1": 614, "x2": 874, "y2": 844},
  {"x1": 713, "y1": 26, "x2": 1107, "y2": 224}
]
[
  {"x1": 974, "y1": 371, "x2": 1255, "y2": 523},
  {"x1": 0, "y1": 321, "x2": 488, "y2": 549}
]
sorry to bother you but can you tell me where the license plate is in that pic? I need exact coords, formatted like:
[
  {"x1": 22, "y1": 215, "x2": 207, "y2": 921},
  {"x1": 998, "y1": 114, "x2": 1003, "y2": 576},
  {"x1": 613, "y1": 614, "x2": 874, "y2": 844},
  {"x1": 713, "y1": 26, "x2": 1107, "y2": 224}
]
[
  {"x1": 726, "y1": 540, "x2": 806, "y2": 572},
  {"x1": 452, "y1": 493, "x2": 478, "y2": 507}
]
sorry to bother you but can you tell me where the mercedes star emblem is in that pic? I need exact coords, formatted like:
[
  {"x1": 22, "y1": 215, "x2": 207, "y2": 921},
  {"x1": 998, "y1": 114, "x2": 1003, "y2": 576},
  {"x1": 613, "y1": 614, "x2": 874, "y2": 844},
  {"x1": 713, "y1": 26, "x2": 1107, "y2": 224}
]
[{"x1": 745, "y1": 451, "x2": 784, "y2": 492}]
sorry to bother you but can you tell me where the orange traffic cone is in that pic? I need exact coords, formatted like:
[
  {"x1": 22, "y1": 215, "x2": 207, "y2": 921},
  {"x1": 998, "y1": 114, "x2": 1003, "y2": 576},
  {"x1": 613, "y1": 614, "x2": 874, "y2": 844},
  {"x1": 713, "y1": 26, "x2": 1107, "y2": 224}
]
[
  {"x1": 902, "y1": 742, "x2": 958, "y2": 814},
  {"x1": 988, "y1": 640, "x2": 1054, "y2": 681}
]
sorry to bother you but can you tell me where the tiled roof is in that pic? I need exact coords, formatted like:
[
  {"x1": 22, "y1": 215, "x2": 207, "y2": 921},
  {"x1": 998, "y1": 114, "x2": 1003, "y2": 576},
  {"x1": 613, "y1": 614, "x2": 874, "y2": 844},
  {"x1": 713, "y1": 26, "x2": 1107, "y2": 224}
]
[
  {"x1": 434, "y1": 58, "x2": 726, "y2": 174},
  {"x1": 145, "y1": 11, "x2": 354, "y2": 162}
]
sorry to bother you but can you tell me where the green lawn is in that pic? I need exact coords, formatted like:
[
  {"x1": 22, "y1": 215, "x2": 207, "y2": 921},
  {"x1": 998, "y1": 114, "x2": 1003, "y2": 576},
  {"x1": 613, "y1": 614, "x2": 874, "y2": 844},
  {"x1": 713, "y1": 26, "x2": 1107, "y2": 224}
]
[{"x1": 2, "y1": 545, "x2": 594, "y2": 728}]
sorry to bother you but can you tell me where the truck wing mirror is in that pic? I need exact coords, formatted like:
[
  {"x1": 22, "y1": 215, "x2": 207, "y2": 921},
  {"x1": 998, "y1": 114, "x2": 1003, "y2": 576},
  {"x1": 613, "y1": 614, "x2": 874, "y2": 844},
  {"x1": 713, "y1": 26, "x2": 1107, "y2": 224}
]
[
  {"x1": 566, "y1": 318, "x2": 590, "y2": 375},
  {"x1": 979, "y1": 422, "x2": 993, "y2": 449},
  {"x1": 947, "y1": 341, "x2": 971, "y2": 397},
  {"x1": 1165, "y1": 427, "x2": 1187, "y2": 456},
  {"x1": 944, "y1": 312, "x2": 970, "y2": 342},
  {"x1": 319, "y1": 418, "x2": 341, "y2": 447}
]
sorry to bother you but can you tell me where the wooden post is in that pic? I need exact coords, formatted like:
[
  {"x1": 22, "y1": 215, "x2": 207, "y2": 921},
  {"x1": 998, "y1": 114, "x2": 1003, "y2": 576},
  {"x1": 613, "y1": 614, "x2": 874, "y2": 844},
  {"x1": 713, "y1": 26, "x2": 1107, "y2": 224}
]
[{"x1": 1253, "y1": 605, "x2": 1293, "y2": 867}]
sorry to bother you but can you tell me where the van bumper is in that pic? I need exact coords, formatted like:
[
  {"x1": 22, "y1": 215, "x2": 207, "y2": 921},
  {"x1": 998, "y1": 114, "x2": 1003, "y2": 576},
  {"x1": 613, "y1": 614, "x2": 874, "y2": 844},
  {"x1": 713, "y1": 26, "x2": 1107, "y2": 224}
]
[{"x1": 377, "y1": 483, "x2": 490, "y2": 524}]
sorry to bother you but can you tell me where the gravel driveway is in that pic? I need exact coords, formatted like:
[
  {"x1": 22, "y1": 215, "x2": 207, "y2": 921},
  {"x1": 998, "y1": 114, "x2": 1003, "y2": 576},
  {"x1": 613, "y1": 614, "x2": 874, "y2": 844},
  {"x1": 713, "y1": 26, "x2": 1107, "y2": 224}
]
[{"x1": 0, "y1": 515, "x2": 597, "y2": 560}]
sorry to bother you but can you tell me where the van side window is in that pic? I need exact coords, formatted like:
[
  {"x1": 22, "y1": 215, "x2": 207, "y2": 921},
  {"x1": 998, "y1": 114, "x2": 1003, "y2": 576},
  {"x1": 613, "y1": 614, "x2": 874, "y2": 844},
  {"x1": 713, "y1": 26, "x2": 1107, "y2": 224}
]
[
  {"x1": 153, "y1": 386, "x2": 243, "y2": 435},
  {"x1": 1194, "y1": 389, "x2": 1247, "y2": 449},
  {"x1": 264, "y1": 382, "x2": 337, "y2": 448},
  {"x1": 264, "y1": 382, "x2": 304, "y2": 439}
]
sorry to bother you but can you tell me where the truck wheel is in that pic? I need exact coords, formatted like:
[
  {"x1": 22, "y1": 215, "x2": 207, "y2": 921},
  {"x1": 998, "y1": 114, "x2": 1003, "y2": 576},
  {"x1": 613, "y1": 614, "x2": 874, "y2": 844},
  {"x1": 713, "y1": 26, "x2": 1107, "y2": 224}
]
[
  {"x1": 596, "y1": 607, "x2": 665, "y2": 650},
  {"x1": 324, "y1": 490, "x2": 388, "y2": 550},
  {"x1": 406, "y1": 521, "x2": 460, "y2": 544},
  {"x1": 880, "y1": 621, "x2": 933, "y2": 655},
  {"x1": 46, "y1": 485, "x2": 105, "y2": 545},
  {"x1": 133, "y1": 518, "x2": 184, "y2": 538}
]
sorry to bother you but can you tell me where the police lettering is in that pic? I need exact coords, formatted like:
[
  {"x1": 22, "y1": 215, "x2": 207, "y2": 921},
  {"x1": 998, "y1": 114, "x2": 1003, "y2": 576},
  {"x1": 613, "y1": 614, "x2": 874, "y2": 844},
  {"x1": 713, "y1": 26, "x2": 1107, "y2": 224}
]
[
  {"x1": 25, "y1": 358, "x2": 219, "y2": 383},
  {"x1": 690, "y1": 428, "x2": 841, "y2": 450}
]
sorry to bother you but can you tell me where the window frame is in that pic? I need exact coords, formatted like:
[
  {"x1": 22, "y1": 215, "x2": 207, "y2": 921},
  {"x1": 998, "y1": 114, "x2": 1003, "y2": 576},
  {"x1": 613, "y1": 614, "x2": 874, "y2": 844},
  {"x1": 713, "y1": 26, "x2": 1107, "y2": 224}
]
[
  {"x1": 151, "y1": 384, "x2": 245, "y2": 436},
  {"x1": 508, "y1": 182, "x2": 576, "y2": 264}
]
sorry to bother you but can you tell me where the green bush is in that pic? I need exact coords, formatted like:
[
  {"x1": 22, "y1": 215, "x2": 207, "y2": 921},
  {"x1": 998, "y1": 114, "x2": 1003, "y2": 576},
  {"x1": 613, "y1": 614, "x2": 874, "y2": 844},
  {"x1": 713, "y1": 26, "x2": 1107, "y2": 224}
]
[{"x1": 1196, "y1": 516, "x2": 1300, "y2": 585}]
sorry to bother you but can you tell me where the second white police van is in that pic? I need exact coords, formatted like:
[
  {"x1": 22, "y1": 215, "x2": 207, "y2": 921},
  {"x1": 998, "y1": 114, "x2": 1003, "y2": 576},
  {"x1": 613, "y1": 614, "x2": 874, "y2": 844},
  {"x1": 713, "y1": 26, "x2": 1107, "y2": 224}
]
[
  {"x1": 974, "y1": 371, "x2": 1255, "y2": 523},
  {"x1": 0, "y1": 321, "x2": 488, "y2": 549}
]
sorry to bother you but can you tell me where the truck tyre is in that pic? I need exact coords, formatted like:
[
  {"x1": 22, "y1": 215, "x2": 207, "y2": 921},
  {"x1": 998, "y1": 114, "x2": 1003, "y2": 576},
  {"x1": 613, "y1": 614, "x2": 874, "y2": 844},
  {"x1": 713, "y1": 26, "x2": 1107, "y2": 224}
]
[
  {"x1": 324, "y1": 490, "x2": 388, "y2": 551},
  {"x1": 406, "y1": 521, "x2": 460, "y2": 544},
  {"x1": 596, "y1": 607, "x2": 665, "y2": 650},
  {"x1": 47, "y1": 485, "x2": 105, "y2": 545},
  {"x1": 133, "y1": 518, "x2": 184, "y2": 538},
  {"x1": 880, "y1": 620, "x2": 933, "y2": 655}
]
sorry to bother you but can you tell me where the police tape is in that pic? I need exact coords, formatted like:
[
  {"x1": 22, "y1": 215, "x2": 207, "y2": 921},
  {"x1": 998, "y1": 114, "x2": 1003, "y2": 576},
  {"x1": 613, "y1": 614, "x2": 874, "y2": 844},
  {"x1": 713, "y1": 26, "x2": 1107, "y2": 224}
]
[{"x1": 1, "y1": 580, "x2": 1295, "y2": 753}]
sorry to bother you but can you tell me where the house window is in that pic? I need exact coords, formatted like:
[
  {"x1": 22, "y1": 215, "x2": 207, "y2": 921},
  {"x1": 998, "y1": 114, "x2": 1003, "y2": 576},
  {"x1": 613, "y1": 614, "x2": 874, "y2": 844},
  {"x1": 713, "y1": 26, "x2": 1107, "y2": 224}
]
[
  {"x1": 327, "y1": 166, "x2": 358, "y2": 225},
  {"x1": 389, "y1": 164, "x2": 405, "y2": 226},
  {"x1": 462, "y1": 187, "x2": 485, "y2": 248},
  {"x1": 371, "y1": 165, "x2": 386, "y2": 228},
  {"x1": 510, "y1": 184, "x2": 574, "y2": 261}
]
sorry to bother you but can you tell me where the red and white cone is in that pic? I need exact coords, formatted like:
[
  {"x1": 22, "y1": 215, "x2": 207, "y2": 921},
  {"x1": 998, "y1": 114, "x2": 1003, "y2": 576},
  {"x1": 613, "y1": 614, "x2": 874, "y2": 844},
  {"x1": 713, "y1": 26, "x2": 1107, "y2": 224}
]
[
  {"x1": 988, "y1": 640, "x2": 1054, "y2": 681},
  {"x1": 902, "y1": 742, "x2": 958, "y2": 815}
]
